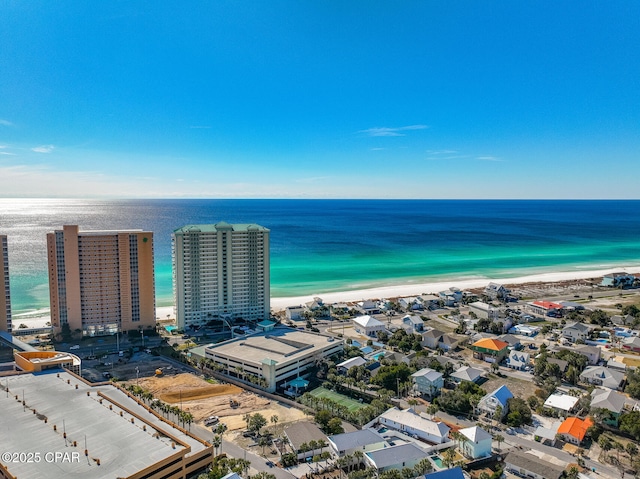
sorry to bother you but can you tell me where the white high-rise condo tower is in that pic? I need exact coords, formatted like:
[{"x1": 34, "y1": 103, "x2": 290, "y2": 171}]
[{"x1": 172, "y1": 222, "x2": 270, "y2": 329}]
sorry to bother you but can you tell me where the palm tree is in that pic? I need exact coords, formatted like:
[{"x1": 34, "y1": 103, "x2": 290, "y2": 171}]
[
  {"x1": 212, "y1": 434, "x2": 222, "y2": 456},
  {"x1": 352, "y1": 450, "x2": 364, "y2": 471},
  {"x1": 270, "y1": 414, "x2": 279, "y2": 435},
  {"x1": 442, "y1": 448, "x2": 456, "y2": 469},
  {"x1": 215, "y1": 422, "x2": 228, "y2": 453},
  {"x1": 493, "y1": 433, "x2": 504, "y2": 451},
  {"x1": 258, "y1": 436, "x2": 270, "y2": 456}
]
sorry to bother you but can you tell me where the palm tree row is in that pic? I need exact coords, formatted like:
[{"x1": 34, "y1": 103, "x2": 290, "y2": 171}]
[{"x1": 121, "y1": 383, "x2": 195, "y2": 429}]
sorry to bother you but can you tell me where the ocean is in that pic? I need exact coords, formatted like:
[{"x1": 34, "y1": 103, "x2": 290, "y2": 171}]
[{"x1": 2, "y1": 198, "x2": 640, "y2": 314}]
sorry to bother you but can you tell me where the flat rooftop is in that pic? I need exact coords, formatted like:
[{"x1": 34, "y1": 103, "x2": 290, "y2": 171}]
[
  {"x1": 0, "y1": 370, "x2": 209, "y2": 478},
  {"x1": 206, "y1": 328, "x2": 340, "y2": 367}
]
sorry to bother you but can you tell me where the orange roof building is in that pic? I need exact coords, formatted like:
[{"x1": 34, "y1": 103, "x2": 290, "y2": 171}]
[
  {"x1": 557, "y1": 417, "x2": 594, "y2": 444},
  {"x1": 472, "y1": 338, "x2": 509, "y2": 351},
  {"x1": 470, "y1": 338, "x2": 510, "y2": 361}
]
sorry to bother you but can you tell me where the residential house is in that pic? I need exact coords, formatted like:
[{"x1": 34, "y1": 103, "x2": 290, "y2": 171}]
[
  {"x1": 306, "y1": 297, "x2": 324, "y2": 311},
  {"x1": 411, "y1": 368, "x2": 444, "y2": 398},
  {"x1": 328, "y1": 429, "x2": 388, "y2": 457},
  {"x1": 484, "y1": 282, "x2": 509, "y2": 301},
  {"x1": 284, "y1": 421, "x2": 330, "y2": 460},
  {"x1": 508, "y1": 324, "x2": 540, "y2": 336},
  {"x1": 352, "y1": 315, "x2": 386, "y2": 337},
  {"x1": 357, "y1": 300, "x2": 380, "y2": 315},
  {"x1": 418, "y1": 294, "x2": 441, "y2": 311},
  {"x1": 378, "y1": 408, "x2": 450, "y2": 444},
  {"x1": 580, "y1": 366, "x2": 625, "y2": 390},
  {"x1": 622, "y1": 336, "x2": 640, "y2": 353},
  {"x1": 458, "y1": 426, "x2": 492, "y2": 459},
  {"x1": 477, "y1": 385, "x2": 513, "y2": 419},
  {"x1": 499, "y1": 334, "x2": 522, "y2": 350},
  {"x1": 468, "y1": 301, "x2": 498, "y2": 320},
  {"x1": 506, "y1": 350, "x2": 530, "y2": 370},
  {"x1": 402, "y1": 315, "x2": 424, "y2": 333},
  {"x1": 439, "y1": 334, "x2": 461, "y2": 352},
  {"x1": 398, "y1": 297, "x2": 420, "y2": 311},
  {"x1": 438, "y1": 291, "x2": 458, "y2": 307},
  {"x1": 422, "y1": 329, "x2": 445, "y2": 350},
  {"x1": 591, "y1": 388, "x2": 627, "y2": 426},
  {"x1": 546, "y1": 357, "x2": 569, "y2": 373},
  {"x1": 285, "y1": 305, "x2": 305, "y2": 321},
  {"x1": 527, "y1": 301, "x2": 563, "y2": 317},
  {"x1": 450, "y1": 366, "x2": 483, "y2": 384},
  {"x1": 543, "y1": 393, "x2": 579, "y2": 416},
  {"x1": 562, "y1": 322, "x2": 591, "y2": 343},
  {"x1": 557, "y1": 417, "x2": 594, "y2": 445},
  {"x1": 364, "y1": 443, "x2": 427, "y2": 473},
  {"x1": 504, "y1": 451, "x2": 565, "y2": 479},
  {"x1": 337, "y1": 356, "x2": 367, "y2": 374},
  {"x1": 611, "y1": 314, "x2": 635, "y2": 326},
  {"x1": 574, "y1": 344, "x2": 601, "y2": 365},
  {"x1": 607, "y1": 356, "x2": 628, "y2": 372},
  {"x1": 470, "y1": 338, "x2": 510, "y2": 362},
  {"x1": 601, "y1": 272, "x2": 636, "y2": 288}
]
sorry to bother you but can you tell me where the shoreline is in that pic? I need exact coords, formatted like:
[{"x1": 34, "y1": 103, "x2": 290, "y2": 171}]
[
  {"x1": 268, "y1": 266, "x2": 640, "y2": 310},
  {"x1": 11, "y1": 266, "x2": 639, "y2": 328}
]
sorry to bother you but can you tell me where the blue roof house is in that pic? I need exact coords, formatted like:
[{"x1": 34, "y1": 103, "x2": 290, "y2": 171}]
[{"x1": 477, "y1": 385, "x2": 513, "y2": 419}]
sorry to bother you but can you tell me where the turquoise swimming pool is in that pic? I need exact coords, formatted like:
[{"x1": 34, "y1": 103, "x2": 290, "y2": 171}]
[{"x1": 430, "y1": 455, "x2": 444, "y2": 468}]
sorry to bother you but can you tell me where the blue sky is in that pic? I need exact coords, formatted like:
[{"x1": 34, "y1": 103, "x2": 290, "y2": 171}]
[{"x1": 1, "y1": 1, "x2": 638, "y2": 198}]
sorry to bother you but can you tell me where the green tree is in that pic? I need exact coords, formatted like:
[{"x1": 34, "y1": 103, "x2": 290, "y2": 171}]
[
  {"x1": 619, "y1": 411, "x2": 640, "y2": 440},
  {"x1": 249, "y1": 413, "x2": 268, "y2": 435},
  {"x1": 506, "y1": 397, "x2": 532, "y2": 426}
]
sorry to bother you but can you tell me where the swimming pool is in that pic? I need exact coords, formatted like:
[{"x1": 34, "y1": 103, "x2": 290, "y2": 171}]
[
  {"x1": 165, "y1": 325, "x2": 177, "y2": 332},
  {"x1": 430, "y1": 455, "x2": 444, "y2": 468},
  {"x1": 594, "y1": 339, "x2": 610, "y2": 344},
  {"x1": 372, "y1": 352, "x2": 386, "y2": 361}
]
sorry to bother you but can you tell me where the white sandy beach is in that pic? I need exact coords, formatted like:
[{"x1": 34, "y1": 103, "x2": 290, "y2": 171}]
[
  {"x1": 268, "y1": 266, "x2": 640, "y2": 310},
  {"x1": 11, "y1": 266, "x2": 640, "y2": 329}
]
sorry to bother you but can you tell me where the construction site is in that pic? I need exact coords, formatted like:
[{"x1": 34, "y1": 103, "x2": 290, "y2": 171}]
[{"x1": 133, "y1": 372, "x2": 308, "y2": 432}]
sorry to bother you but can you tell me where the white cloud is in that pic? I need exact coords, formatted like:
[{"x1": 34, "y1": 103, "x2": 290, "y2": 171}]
[
  {"x1": 0, "y1": 152, "x2": 17, "y2": 156},
  {"x1": 359, "y1": 124, "x2": 428, "y2": 137},
  {"x1": 370, "y1": 147, "x2": 386, "y2": 151},
  {"x1": 476, "y1": 156, "x2": 503, "y2": 162},
  {"x1": 32, "y1": 145, "x2": 55, "y2": 153},
  {"x1": 0, "y1": 119, "x2": 13, "y2": 127}
]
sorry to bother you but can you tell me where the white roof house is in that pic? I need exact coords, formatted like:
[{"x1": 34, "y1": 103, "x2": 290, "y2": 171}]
[
  {"x1": 352, "y1": 315, "x2": 386, "y2": 336},
  {"x1": 543, "y1": 393, "x2": 579, "y2": 414},
  {"x1": 459, "y1": 426, "x2": 492, "y2": 459},
  {"x1": 378, "y1": 408, "x2": 450, "y2": 444}
]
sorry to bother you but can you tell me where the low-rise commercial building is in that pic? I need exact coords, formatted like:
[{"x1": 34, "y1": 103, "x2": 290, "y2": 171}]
[{"x1": 204, "y1": 328, "x2": 343, "y2": 392}]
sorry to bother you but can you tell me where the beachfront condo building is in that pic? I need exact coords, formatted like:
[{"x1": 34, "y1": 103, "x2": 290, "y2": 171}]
[
  {"x1": 47, "y1": 225, "x2": 156, "y2": 337},
  {"x1": 172, "y1": 222, "x2": 270, "y2": 329},
  {"x1": 1, "y1": 235, "x2": 12, "y2": 332}
]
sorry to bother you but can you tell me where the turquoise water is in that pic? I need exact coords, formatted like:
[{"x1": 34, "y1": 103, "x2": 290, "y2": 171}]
[
  {"x1": 372, "y1": 352, "x2": 386, "y2": 361},
  {"x1": 2, "y1": 199, "x2": 640, "y2": 313},
  {"x1": 430, "y1": 456, "x2": 444, "y2": 468}
]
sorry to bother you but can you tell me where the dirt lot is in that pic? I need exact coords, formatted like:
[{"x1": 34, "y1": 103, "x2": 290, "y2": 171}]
[{"x1": 134, "y1": 373, "x2": 307, "y2": 431}]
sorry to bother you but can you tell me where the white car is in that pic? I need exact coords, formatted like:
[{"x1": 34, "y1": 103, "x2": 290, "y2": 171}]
[{"x1": 69, "y1": 345, "x2": 80, "y2": 350}]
